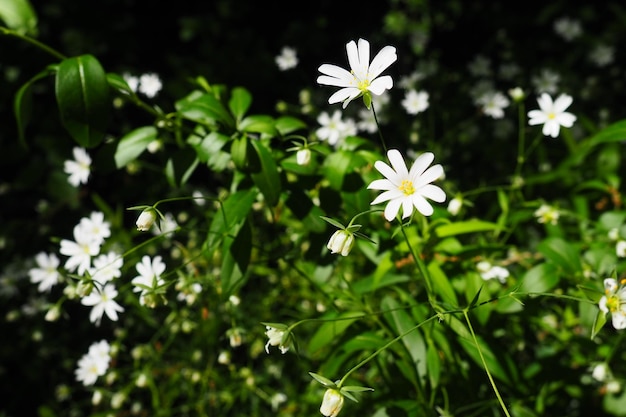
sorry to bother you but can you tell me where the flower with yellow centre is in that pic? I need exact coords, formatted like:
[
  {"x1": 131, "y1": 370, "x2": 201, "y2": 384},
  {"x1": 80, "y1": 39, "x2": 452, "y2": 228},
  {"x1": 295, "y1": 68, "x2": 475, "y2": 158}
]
[
  {"x1": 527, "y1": 93, "x2": 576, "y2": 138},
  {"x1": 599, "y1": 278, "x2": 626, "y2": 330},
  {"x1": 317, "y1": 38, "x2": 397, "y2": 109},
  {"x1": 368, "y1": 149, "x2": 446, "y2": 221}
]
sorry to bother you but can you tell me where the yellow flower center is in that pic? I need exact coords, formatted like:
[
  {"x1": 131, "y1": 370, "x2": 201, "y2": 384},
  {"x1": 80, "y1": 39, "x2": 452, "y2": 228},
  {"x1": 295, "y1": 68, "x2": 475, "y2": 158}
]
[
  {"x1": 606, "y1": 294, "x2": 621, "y2": 313},
  {"x1": 399, "y1": 179, "x2": 415, "y2": 196},
  {"x1": 547, "y1": 112, "x2": 556, "y2": 119},
  {"x1": 351, "y1": 71, "x2": 371, "y2": 92}
]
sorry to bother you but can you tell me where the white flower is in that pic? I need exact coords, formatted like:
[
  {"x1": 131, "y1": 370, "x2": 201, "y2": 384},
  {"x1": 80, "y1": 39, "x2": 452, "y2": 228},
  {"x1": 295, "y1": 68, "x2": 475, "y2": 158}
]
[
  {"x1": 152, "y1": 212, "x2": 178, "y2": 235},
  {"x1": 136, "y1": 208, "x2": 157, "y2": 232},
  {"x1": 270, "y1": 392, "x2": 288, "y2": 411},
  {"x1": 616, "y1": 241, "x2": 626, "y2": 258},
  {"x1": 589, "y1": 44, "x2": 615, "y2": 68},
  {"x1": 131, "y1": 255, "x2": 166, "y2": 305},
  {"x1": 316, "y1": 110, "x2": 354, "y2": 146},
  {"x1": 28, "y1": 252, "x2": 61, "y2": 292},
  {"x1": 296, "y1": 148, "x2": 311, "y2": 166},
  {"x1": 531, "y1": 69, "x2": 560, "y2": 95},
  {"x1": 478, "y1": 91, "x2": 509, "y2": 119},
  {"x1": 75, "y1": 340, "x2": 111, "y2": 386},
  {"x1": 327, "y1": 230, "x2": 355, "y2": 257},
  {"x1": 592, "y1": 363, "x2": 609, "y2": 382},
  {"x1": 599, "y1": 278, "x2": 626, "y2": 329},
  {"x1": 81, "y1": 283, "x2": 125, "y2": 326},
  {"x1": 79, "y1": 212, "x2": 111, "y2": 246},
  {"x1": 265, "y1": 326, "x2": 289, "y2": 354},
  {"x1": 138, "y1": 73, "x2": 162, "y2": 98},
  {"x1": 368, "y1": 149, "x2": 446, "y2": 221},
  {"x1": 508, "y1": 87, "x2": 525, "y2": 102},
  {"x1": 320, "y1": 389, "x2": 344, "y2": 417},
  {"x1": 122, "y1": 72, "x2": 139, "y2": 92},
  {"x1": 90, "y1": 252, "x2": 123, "y2": 285},
  {"x1": 317, "y1": 38, "x2": 397, "y2": 108},
  {"x1": 476, "y1": 261, "x2": 509, "y2": 284},
  {"x1": 64, "y1": 147, "x2": 91, "y2": 187},
  {"x1": 60, "y1": 224, "x2": 101, "y2": 275},
  {"x1": 401, "y1": 90, "x2": 429, "y2": 115},
  {"x1": 553, "y1": 17, "x2": 582, "y2": 41},
  {"x1": 528, "y1": 93, "x2": 576, "y2": 138},
  {"x1": 534, "y1": 204, "x2": 560, "y2": 225},
  {"x1": 275, "y1": 46, "x2": 298, "y2": 71},
  {"x1": 447, "y1": 196, "x2": 463, "y2": 216}
]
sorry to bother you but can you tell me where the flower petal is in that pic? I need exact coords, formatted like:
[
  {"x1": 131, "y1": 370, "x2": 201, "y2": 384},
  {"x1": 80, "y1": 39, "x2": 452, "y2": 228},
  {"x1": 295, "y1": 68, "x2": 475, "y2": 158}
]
[
  {"x1": 419, "y1": 184, "x2": 446, "y2": 202},
  {"x1": 408, "y1": 152, "x2": 434, "y2": 179},
  {"x1": 553, "y1": 94, "x2": 573, "y2": 112},
  {"x1": 384, "y1": 198, "x2": 402, "y2": 221},
  {"x1": 371, "y1": 189, "x2": 403, "y2": 205},
  {"x1": 328, "y1": 88, "x2": 360, "y2": 105},
  {"x1": 387, "y1": 149, "x2": 409, "y2": 179},
  {"x1": 373, "y1": 160, "x2": 401, "y2": 184},
  {"x1": 367, "y1": 178, "x2": 395, "y2": 191},
  {"x1": 368, "y1": 76, "x2": 394, "y2": 95},
  {"x1": 368, "y1": 46, "x2": 397, "y2": 79},
  {"x1": 415, "y1": 164, "x2": 443, "y2": 187}
]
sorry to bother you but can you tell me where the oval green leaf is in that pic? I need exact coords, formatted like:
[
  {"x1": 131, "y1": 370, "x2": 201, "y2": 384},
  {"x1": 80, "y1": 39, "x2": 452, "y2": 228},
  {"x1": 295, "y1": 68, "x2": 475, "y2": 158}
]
[{"x1": 114, "y1": 126, "x2": 158, "y2": 168}]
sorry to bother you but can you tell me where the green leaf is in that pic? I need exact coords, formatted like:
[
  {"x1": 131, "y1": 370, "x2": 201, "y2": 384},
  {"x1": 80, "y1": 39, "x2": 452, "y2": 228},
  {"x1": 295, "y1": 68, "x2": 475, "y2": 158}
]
[
  {"x1": 228, "y1": 87, "x2": 252, "y2": 122},
  {"x1": 206, "y1": 188, "x2": 257, "y2": 251},
  {"x1": 428, "y1": 261, "x2": 458, "y2": 306},
  {"x1": 55, "y1": 54, "x2": 110, "y2": 148},
  {"x1": 591, "y1": 309, "x2": 607, "y2": 339},
  {"x1": 320, "y1": 216, "x2": 346, "y2": 230},
  {"x1": 114, "y1": 126, "x2": 158, "y2": 168},
  {"x1": 188, "y1": 131, "x2": 231, "y2": 171},
  {"x1": 309, "y1": 372, "x2": 336, "y2": 388},
  {"x1": 308, "y1": 311, "x2": 365, "y2": 355},
  {"x1": 220, "y1": 218, "x2": 251, "y2": 296},
  {"x1": 176, "y1": 92, "x2": 234, "y2": 129},
  {"x1": 426, "y1": 342, "x2": 441, "y2": 389},
  {"x1": 164, "y1": 148, "x2": 198, "y2": 187},
  {"x1": 434, "y1": 220, "x2": 500, "y2": 238},
  {"x1": 323, "y1": 151, "x2": 353, "y2": 191},
  {"x1": 250, "y1": 139, "x2": 281, "y2": 206},
  {"x1": 239, "y1": 115, "x2": 277, "y2": 136},
  {"x1": 537, "y1": 237, "x2": 582, "y2": 275},
  {"x1": 519, "y1": 263, "x2": 560, "y2": 294},
  {"x1": 0, "y1": 0, "x2": 37, "y2": 35},
  {"x1": 13, "y1": 67, "x2": 52, "y2": 148},
  {"x1": 275, "y1": 116, "x2": 306, "y2": 136},
  {"x1": 106, "y1": 73, "x2": 136, "y2": 96}
]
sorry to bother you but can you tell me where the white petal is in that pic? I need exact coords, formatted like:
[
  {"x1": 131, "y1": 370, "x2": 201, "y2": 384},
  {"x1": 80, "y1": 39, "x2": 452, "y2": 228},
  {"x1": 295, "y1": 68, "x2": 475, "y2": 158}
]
[
  {"x1": 542, "y1": 120, "x2": 560, "y2": 138},
  {"x1": 419, "y1": 184, "x2": 446, "y2": 202},
  {"x1": 536, "y1": 93, "x2": 553, "y2": 111},
  {"x1": 613, "y1": 313, "x2": 626, "y2": 330},
  {"x1": 368, "y1": 76, "x2": 394, "y2": 95},
  {"x1": 401, "y1": 197, "x2": 415, "y2": 219},
  {"x1": 368, "y1": 46, "x2": 397, "y2": 79},
  {"x1": 556, "y1": 113, "x2": 576, "y2": 127},
  {"x1": 367, "y1": 179, "x2": 395, "y2": 191},
  {"x1": 408, "y1": 152, "x2": 434, "y2": 179},
  {"x1": 553, "y1": 94, "x2": 573, "y2": 112},
  {"x1": 412, "y1": 194, "x2": 434, "y2": 216},
  {"x1": 527, "y1": 110, "x2": 547, "y2": 125},
  {"x1": 371, "y1": 189, "x2": 403, "y2": 205},
  {"x1": 387, "y1": 149, "x2": 409, "y2": 179},
  {"x1": 328, "y1": 88, "x2": 360, "y2": 105},
  {"x1": 374, "y1": 160, "x2": 401, "y2": 183},
  {"x1": 415, "y1": 164, "x2": 443, "y2": 186},
  {"x1": 384, "y1": 198, "x2": 402, "y2": 221}
]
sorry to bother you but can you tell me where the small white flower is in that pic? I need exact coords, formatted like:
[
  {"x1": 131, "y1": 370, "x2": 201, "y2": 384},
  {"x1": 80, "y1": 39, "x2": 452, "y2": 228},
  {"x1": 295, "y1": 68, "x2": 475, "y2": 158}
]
[
  {"x1": 477, "y1": 261, "x2": 509, "y2": 284},
  {"x1": 136, "y1": 208, "x2": 157, "y2": 232},
  {"x1": 327, "y1": 230, "x2": 355, "y2": 256},
  {"x1": 296, "y1": 148, "x2": 311, "y2": 166},
  {"x1": 320, "y1": 389, "x2": 344, "y2": 417},
  {"x1": 589, "y1": 44, "x2": 615, "y2": 68},
  {"x1": 531, "y1": 69, "x2": 560, "y2": 95},
  {"x1": 534, "y1": 204, "x2": 560, "y2": 225},
  {"x1": 60, "y1": 224, "x2": 101, "y2": 275},
  {"x1": 64, "y1": 147, "x2": 91, "y2": 187},
  {"x1": 28, "y1": 252, "x2": 61, "y2": 292},
  {"x1": 138, "y1": 73, "x2": 162, "y2": 98},
  {"x1": 275, "y1": 46, "x2": 298, "y2": 71},
  {"x1": 599, "y1": 278, "x2": 626, "y2": 330},
  {"x1": 316, "y1": 110, "x2": 352, "y2": 146},
  {"x1": 265, "y1": 325, "x2": 289, "y2": 354},
  {"x1": 80, "y1": 283, "x2": 125, "y2": 326},
  {"x1": 75, "y1": 340, "x2": 111, "y2": 386},
  {"x1": 317, "y1": 38, "x2": 397, "y2": 109},
  {"x1": 90, "y1": 252, "x2": 123, "y2": 284},
  {"x1": 132, "y1": 255, "x2": 166, "y2": 305},
  {"x1": 271, "y1": 392, "x2": 288, "y2": 411},
  {"x1": 616, "y1": 241, "x2": 626, "y2": 258},
  {"x1": 478, "y1": 91, "x2": 509, "y2": 119},
  {"x1": 528, "y1": 93, "x2": 577, "y2": 138},
  {"x1": 553, "y1": 17, "x2": 582, "y2": 41},
  {"x1": 122, "y1": 73, "x2": 139, "y2": 92},
  {"x1": 447, "y1": 196, "x2": 463, "y2": 216},
  {"x1": 368, "y1": 149, "x2": 446, "y2": 221},
  {"x1": 401, "y1": 89, "x2": 429, "y2": 115},
  {"x1": 79, "y1": 212, "x2": 111, "y2": 246},
  {"x1": 508, "y1": 87, "x2": 525, "y2": 102},
  {"x1": 591, "y1": 363, "x2": 609, "y2": 382}
]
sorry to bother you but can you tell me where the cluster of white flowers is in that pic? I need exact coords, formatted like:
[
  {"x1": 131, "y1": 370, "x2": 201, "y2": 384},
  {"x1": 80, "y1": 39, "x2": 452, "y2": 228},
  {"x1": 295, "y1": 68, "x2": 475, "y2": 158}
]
[
  {"x1": 275, "y1": 46, "x2": 298, "y2": 71},
  {"x1": 477, "y1": 261, "x2": 510, "y2": 284},
  {"x1": 123, "y1": 72, "x2": 163, "y2": 98},
  {"x1": 74, "y1": 340, "x2": 112, "y2": 386},
  {"x1": 64, "y1": 147, "x2": 91, "y2": 187}
]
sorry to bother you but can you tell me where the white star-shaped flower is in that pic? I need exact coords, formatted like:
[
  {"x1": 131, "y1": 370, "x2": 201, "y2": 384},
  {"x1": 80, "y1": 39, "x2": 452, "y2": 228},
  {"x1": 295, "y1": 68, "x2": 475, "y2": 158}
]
[
  {"x1": 599, "y1": 278, "x2": 626, "y2": 330},
  {"x1": 317, "y1": 38, "x2": 397, "y2": 109},
  {"x1": 527, "y1": 93, "x2": 576, "y2": 138},
  {"x1": 64, "y1": 147, "x2": 91, "y2": 187},
  {"x1": 81, "y1": 283, "x2": 125, "y2": 326},
  {"x1": 28, "y1": 252, "x2": 61, "y2": 292},
  {"x1": 368, "y1": 149, "x2": 446, "y2": 221}
]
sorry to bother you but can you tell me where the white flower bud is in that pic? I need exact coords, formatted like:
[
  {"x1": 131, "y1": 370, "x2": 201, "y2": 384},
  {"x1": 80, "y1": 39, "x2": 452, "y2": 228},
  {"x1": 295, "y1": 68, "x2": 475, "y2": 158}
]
[
  {"x1": 327, "y1": 230, "x2": 355, "y2": 256},
  {"x1": 320, "y1": 389, "x2": 344, "y2": 417},
  {"x1": 136, "y1": 209, "x2": 157, "y2": 232},
  {"x1": 296, "y1": 148, "x2": 311, "y2": 166}
]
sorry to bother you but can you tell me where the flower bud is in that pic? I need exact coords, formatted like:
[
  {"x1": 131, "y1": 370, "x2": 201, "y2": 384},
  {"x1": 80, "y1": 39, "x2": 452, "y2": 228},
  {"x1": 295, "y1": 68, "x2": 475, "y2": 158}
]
[
  {"x1": 296, "y1": 148, "x2": 311, "y2": 166},
  {"x1": 136, "y1": 208, "x2": 157, "y2": 232},
  {"x1": 327, "y1": 230, "x2": 355, "y2": 256},
  {"x1": 320, "y1": 389, "x2": 344, "y2": 417}
]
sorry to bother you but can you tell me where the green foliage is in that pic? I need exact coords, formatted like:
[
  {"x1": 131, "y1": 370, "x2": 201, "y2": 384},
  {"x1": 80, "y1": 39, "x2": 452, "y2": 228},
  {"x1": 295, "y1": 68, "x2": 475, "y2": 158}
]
[{"x1": 3, "y1": 1, "x2": 626, "y2": 417}]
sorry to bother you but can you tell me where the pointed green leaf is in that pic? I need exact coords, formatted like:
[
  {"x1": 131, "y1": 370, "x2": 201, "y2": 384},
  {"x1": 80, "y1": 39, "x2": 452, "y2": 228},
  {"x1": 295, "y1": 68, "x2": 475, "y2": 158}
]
[
  {"x1": 435, "y1": 220, "x2": 500, "y2": 238},
  {"x1": 519, "y1": 263, "x2": 560, "y2": 294},
  {"x1": 275, "y1": 116, "x2": 306, "y2": 136},
  {"x1": 176, "y1": 92, "x2": 234, "y2": 129},
  {"x1": 114, "y1": 126, "x2": 158, "y2": 168},
  {"x1": 250, "y1": 139, "x2": 281, "y2": 206},
  {"x1": 308, "y1": 311, "x2": 365, "y2": 355},
  {"x1": 221, "y1": 217, "x2": 251, "y2": 296},
  {"x1": 239, "y1": 115, "x2": 277, "y2": 136},
  {"x1": 206, "y1": 188, "x2": 257, "y2": 251},
  {"x1": 537, "y1": 237, "x2": 582, "y2": 275},
  {"x1": 320, "y1": 216, "x2": 346, "y2": 230},
  {"x1": 308, "y1": 372, "x2": 336, "y2": 388},
  {"x1": 228, "y1": 87, "x2": 252, "y2": 122},
  {"x1": 106, "y1": 73, "x2": 136, "y2": 96},
  {"x1": 55, "y1": 54, "x2": 110, "y2": 148}
]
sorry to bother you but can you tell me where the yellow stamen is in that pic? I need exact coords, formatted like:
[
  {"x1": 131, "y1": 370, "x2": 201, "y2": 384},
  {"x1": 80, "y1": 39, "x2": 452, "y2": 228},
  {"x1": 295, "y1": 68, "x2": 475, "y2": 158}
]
[
  {"x1": 399, "y1": 180, "x2": 415, "y2": 196},
  {"x1": 547, "y1": 112, "x2": 556, "y2": 119},
  {"x1": 606, "y1": 295, "x2": 620, "y2": 313}
]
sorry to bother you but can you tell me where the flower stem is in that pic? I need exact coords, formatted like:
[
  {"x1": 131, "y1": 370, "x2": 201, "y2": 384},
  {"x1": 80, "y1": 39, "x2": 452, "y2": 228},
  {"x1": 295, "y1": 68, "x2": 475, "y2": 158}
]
[
  {"x1": 0, "y1": 26, "x2": 66, "y2": 60},
  {"x1": 371, "y1": 103, "x2": 388, "y2": 153},
  {"x1": 462, "y1": 310, "x2": 511, "y2": 417}
]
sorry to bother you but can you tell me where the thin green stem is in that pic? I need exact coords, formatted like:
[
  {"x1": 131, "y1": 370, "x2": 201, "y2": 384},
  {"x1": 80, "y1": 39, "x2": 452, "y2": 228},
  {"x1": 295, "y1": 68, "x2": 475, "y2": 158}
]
[
  {"x1": 371, "y1": 102, "x2": 388, "y2": 153},
  {"x1": 0, "y1": 26, "x2": 66, "y2": 60},
  {"x1": 513, "y1": 101, "x2": 526, "y2": 179},
  {"x1": 399, "y1": 221, "x2": 437, "y2": 307},
  {"x1": 462, "y1": 310, "x2": 511, "y2": 417},
  {"x1": 338, "y1": 314, "x2": 439, "y2": 387}
]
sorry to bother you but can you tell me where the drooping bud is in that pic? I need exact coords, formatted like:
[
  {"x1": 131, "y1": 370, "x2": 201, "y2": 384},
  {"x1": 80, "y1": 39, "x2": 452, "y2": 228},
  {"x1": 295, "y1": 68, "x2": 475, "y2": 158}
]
[
  {"x1": 327, "y1": 230, "x2": 355, "y2": 256},
  {"x1": 136, "y1": 208, "x2": 157, "y2": 232}
]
